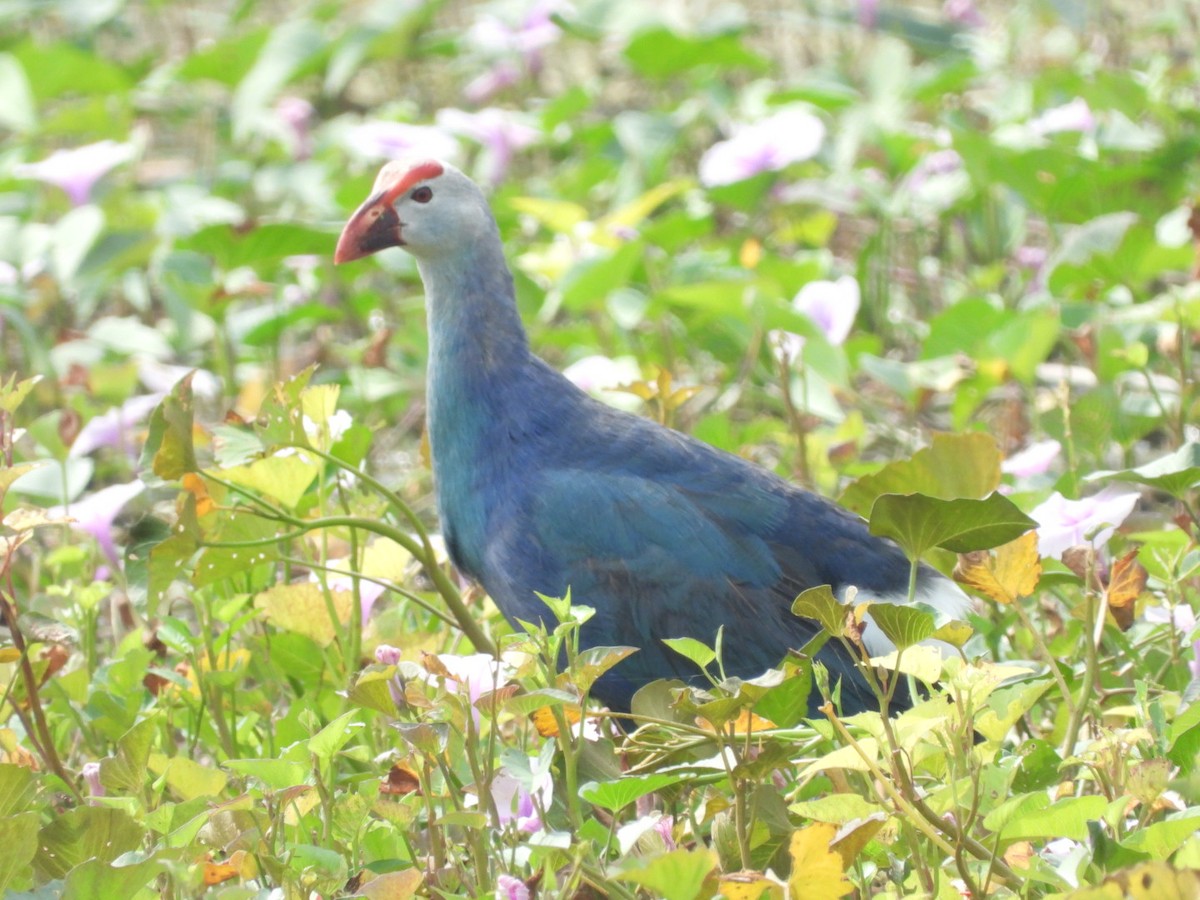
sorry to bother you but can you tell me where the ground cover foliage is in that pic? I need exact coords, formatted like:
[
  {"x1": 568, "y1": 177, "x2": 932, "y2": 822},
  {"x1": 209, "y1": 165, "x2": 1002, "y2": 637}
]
[{"x1": 1, "y1": 0, "x2": 1200, "y2": 896}]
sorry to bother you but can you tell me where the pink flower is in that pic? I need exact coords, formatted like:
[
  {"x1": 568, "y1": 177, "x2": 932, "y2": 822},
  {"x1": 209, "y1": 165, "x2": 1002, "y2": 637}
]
[
  {"x1": 1030, "y1": 98, "x2": 1096, "y2": 136},
  {"x1": 1015, "y1": 246, "x2": 1048, "y2": 269},
  {"x1": 490, "y1": 766, "x2": 551, "y2": 832},
  {"x1": 699, "y1": 108, "x2": 825, "y2": 187},
  {"x1": 436, "y1": 108, "x2": 538, "y2": 184},
  {"x1": 15, "y1": 141, "x2": 134, "y2": 206},
  {"x1": 496, "y1": 874, "x2": 531, "y2": 900},
  {"x1": 82, "y1": 762, "x2": 104, "y2": 800},
  {"x1": 69, "y1": 393, "x2": 164, "y2": 458},
  {"x1": 464, "y1": 62, "x2": 522, "y2": 105},
  {"x1": 50, "y1": 480, "x2": 146, "y2": 565},
  {"x1": 793, "y1": 276, "x2": 859, "y2": 345},
  {"x1": 1030, "y1": 485, "x2": 1139, "y2": 559},
  {"x1": 770, "y1": 276, "x2": 860, "y2": 363},
  {"x1": 904, "y1": 148, "x2": 963, "y2": 193},
  {"x1": 468, "y1": 0, "x2": 561, "y2": 60},
  {"x1": 276, "y1": 96, "x2": 315, "y2": 160},
  {"x1": 375, "y1": 644, "x2": 402, "y2": 666},
  {"x1": 1001, "y1": 439, "x2": 1061, "y2": 479},
  {"x1": 349, "y1": 121, "x2": 459, "y2": 163},
  {"x1": 858, "y1": 0, "x2": 879, "y2": 28},
  {"x1": 432, "y1": 653, "x2": 513, "y2": 728},
  {"x1": 943, "y1": 0, "x2": 985, "y2": 27}
]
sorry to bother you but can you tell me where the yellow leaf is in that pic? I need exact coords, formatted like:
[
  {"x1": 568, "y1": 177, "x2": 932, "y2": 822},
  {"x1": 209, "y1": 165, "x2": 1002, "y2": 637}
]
[
  {"x1": 787, "y1": 823, "x2": 853, "y2": 900},
  {"x1": 739, "y1": 238, "x2": 762, "y2": 270},
  {"x1": 361, "y1": 538, "x2": 412, "y2": 582},
  {"x1": 829, "y1": 814, "x2": 887, "y2": 867},
  {"x1": 698, "y1": 709, "x2": 777, "y2": 735},
  {"x1": 717, "y1": 871, "x2": 782, "y2": 900},
  {"x1": 1064, "y1": 862, "x2": 1200, "y2": 900},
  {"x1": 1106, "y1": 549, "x2": 1147, "y2": 631},
  {"x1": 954, "y1": 531, "x2": 1040, "y2": 605},
  {"x1": 222, "y1": 454, "x2": 319, "y2": 509},
  {"x1": 300, "y1": 384, "x2": 340, "y2": 428},
  {"x1": 358, "y1": 867, "x2": 425, "y2": 900},
  {"x1": 2, "y1": 507, "x2": 70, "y2": 532},
  {"x1": 255, "y1": 582, "x2": 353, "y2": 646}
]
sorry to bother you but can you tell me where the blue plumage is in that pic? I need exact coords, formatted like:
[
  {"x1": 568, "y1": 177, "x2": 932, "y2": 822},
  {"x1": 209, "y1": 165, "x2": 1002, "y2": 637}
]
[{"x1": 335, "y1": 159, "x2": 969, "y2": 715}]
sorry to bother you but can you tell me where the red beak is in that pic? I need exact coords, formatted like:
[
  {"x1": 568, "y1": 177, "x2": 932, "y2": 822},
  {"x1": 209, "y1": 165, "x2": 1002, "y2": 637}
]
[{"x1": 334, "y1": 193, "x2": 402, "y2": 264}]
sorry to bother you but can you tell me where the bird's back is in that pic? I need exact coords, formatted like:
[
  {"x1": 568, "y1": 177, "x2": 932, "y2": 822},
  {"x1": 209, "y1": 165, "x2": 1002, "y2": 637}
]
[{"x1": 465, "y1": 358, "x2": 962, "y2": 713}]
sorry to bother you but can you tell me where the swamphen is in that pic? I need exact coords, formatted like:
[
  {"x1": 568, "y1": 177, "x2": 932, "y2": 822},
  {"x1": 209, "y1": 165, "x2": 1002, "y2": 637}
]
[{"x1": 334, "y1": 158, "x2": 969, "y2": 716}]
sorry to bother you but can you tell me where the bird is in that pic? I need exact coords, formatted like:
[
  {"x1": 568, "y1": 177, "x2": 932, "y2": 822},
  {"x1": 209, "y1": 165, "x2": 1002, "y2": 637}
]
[{"x1": 334, "y1": 158, "x2": 970, "y2": 717}]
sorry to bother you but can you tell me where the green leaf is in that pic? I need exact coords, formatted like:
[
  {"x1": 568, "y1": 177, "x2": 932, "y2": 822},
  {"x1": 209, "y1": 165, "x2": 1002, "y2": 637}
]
[
  {"x1": 0, "y1": 54, "x2": 34, "y2": 132},
  {"x1": 61, "y1": 854, "x2": 164, "y2": 900},
  {"x1": 983, "y1": 793, "x2": 1106, "y2": 841},
  {"x1": 391, "y1": 722, "x2": 449, "y2": 756},
  {"x1": 560, "y1": 241, "x2": 643, "y2": 311},
  {"x1": 150, "y1": 754, "x2": 229, "y2": 802},
  {"x1": 614, "y1": 847, "x2": 718, "y2": 900},
  {"x1": 223, "y1": 758, "x2": 309, "y2": 791},
  {"x1": 182, "y1": 222, "x2": 335, "y2": 271},
  {"x1": 1120, "y1": 813, "x2": 1200, "y2": 860},
  {"x1": 624, "y1": 26, "x2": 766, "y2": 78},
  {"x1": 231, "y1": 20, "x2": 326, "y2": 141},
  {"x1": 753, "y1": 668, "x2": 812, "y2": 728},
  {"x1": 662, "y1": 637, "x2": 717, "y2": 670},
  {"x1": 790, "y1": 584, "x2": 847, "y2": 637},
  {"x1": 579, "y1": 773, "x2": 690, "y2": 812},
  {"x1": 348, "y1": 667, "x2": 400, "y2": 716},
  {"x1": 0, "y1": 812, "x2": 38, "y2": 895},
  {"x1": 221, "y1": 454, "x2": 319, "y2": 509},
  {"x1": 1167, "y1": 700, "x2": 1200, "y2": 775},
  {"x1": 1088, "y1": 442, "x2": 1200, "y2": 499},
  {"x1": 99, "y1": 716, "x2": 158, "y2": 795},
  {"x1": 53, "y1": 206, "x2": 105, "y2": 284},
  {"x1": 0, "y1": 765, "x2": 36, "y2": 818},
  {"x1": 34, "y1": 808, "x2": 142, "y2": 881},
  {"x1": 868, "y1": 492, "x2": 1036, "y2": 559},
  {"x1": 308, "y1": 710, "x2": 363, "y2": 761},
  {"x1": 789, "y1": 793, "x2": 887, "y2": 824},
  {"x1": 840, "y1": 432, "x2": 1002, "y2": 517},
  {"x1": 570, "y1": 645, "x2": 638, "y2": 693},
  {"x1": 140, "y1": 375, "x2": 197, "y2": 480},
  {"x1": 867, "y1": 603, "x2": 935, "y2": 651}
]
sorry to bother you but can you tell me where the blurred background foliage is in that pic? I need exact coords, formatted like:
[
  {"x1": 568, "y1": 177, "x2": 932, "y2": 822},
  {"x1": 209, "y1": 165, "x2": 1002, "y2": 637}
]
[{"x1": 3, "y1": 0, "x2": 1200, "y2": 896}]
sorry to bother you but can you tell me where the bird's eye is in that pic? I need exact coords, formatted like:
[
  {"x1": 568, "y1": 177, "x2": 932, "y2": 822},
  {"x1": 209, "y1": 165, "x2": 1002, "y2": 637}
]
[{"x1": 411, "y1": 186, "x2": 433, "y2": 203}]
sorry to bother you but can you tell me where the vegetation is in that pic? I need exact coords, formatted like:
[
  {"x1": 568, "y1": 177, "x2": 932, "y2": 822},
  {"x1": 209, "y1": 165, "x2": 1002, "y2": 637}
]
[{"x1": 1, "y1": 0, "x2": 1199, "y2": 897}]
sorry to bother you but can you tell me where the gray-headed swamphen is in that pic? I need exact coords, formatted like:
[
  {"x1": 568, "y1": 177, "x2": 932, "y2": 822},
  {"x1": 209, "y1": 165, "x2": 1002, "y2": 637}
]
[{"x1": 334, "y1": 158, "x2": 970, "y2": 716}]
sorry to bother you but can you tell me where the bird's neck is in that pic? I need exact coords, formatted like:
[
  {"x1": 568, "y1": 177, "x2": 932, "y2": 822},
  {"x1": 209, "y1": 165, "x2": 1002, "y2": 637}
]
[{"x1": 418, "y1": 240, "x2": 534, "y2": 575}]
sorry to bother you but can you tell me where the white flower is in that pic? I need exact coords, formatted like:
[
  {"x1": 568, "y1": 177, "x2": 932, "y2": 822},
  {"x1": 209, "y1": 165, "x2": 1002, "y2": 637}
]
[
  {"x1": 1001, "y1": 440, "x2": 1062, "y2": 479},
  {"x1": 699, "y1": 108, "x2": 825, "y2": 187},
  {"x1": 1030, "y1": 98, "x2": 1096, "y2": 136},
  {"x1": 15, "y1": 140, "x2": 134, "y2": 205},
  {"x1": 1030, "y1": 485, "x2": 1139, "y2": 559}
]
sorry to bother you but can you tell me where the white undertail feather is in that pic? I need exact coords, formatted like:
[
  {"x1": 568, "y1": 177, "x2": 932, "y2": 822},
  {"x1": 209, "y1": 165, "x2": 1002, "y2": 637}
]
[{"x1": 842, "y1": 580, "x2": 973, "y2": 658}]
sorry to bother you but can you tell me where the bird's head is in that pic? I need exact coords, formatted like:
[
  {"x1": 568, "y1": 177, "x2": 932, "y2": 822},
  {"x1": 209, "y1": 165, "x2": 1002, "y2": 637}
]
[{"x1": 334, "y1": 158, "x2": 492, "y2": 264}]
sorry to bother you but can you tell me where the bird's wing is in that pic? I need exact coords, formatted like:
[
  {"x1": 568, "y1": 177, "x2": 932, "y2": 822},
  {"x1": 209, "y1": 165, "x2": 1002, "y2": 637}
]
[{"x1": 499, "y1": 465, "x2": 874, "y2": 710}]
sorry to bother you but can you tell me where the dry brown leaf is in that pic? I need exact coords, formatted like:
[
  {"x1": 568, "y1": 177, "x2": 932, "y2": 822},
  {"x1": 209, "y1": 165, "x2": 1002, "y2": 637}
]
[{"x1": 1106, "y1": 549, "x2": 1147, "y2": 631}]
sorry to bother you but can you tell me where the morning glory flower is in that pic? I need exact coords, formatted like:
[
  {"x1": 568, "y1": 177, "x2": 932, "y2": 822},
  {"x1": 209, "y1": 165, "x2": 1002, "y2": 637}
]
[
  {"x1": 1030, "y1": 485, "x2": 1139, "y2": 559},
  {"x1": 770, "y1": 276, "x2": 860, "y2": 363},
  {"x1": 15, "y1": 140, "x2": 134, "y2": 206},
  {"x1": 276, "y1": 96, "x2": 315, "y2": 160},
  {"x1": 69, "y1": 393, "x2": 164, "y2": 458},
  {"x1": 50, "y1": 479, "x2": 146, "y2": 565},
  {"x1": 496, "y1": 875, "x2": 531, "y2": 900},
  {"x1": 82, "y1": 762, "x2": 105, "y2": 800},
  {"x1": 349, "y1": 121, "x2": 459, "y2": 162},
  {"x1": 436, "y1": 108, "x2": 539, "y2": 184},
  {"x1": 943, "y1": 0, "x2": 985, "y2": 27},
  {"x1": 1001, "y1": 439, "x2": 1062, "y2": 479},
  {"x1": 430, "y1": 652, "x2": 514, "y2": 728},
  {"x1": 699, "y1": 107, "x2": 826, "y2": 187},
  {"x1": 1030, "y1": 98, "x2": 1096, "y2": 136},
  {"x1": 490, "y1": 764, "x2": 552, "y2": 832}
]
